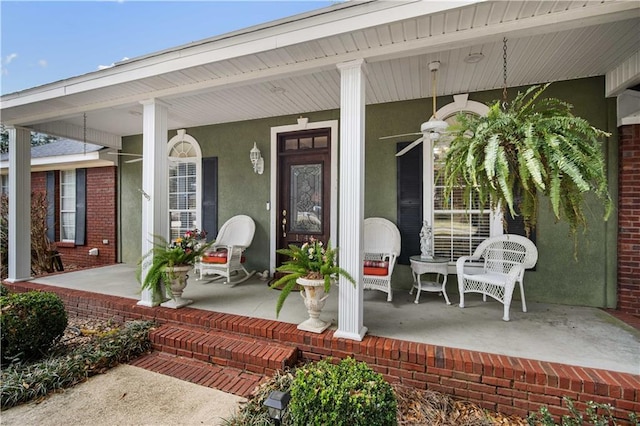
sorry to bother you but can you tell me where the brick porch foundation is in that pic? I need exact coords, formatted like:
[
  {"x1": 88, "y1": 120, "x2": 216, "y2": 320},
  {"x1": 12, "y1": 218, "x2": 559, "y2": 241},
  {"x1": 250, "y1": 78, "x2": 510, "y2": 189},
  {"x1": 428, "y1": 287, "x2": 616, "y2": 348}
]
[{"x1": 5, "y1": 281, "x2": 639, "y2": 423}]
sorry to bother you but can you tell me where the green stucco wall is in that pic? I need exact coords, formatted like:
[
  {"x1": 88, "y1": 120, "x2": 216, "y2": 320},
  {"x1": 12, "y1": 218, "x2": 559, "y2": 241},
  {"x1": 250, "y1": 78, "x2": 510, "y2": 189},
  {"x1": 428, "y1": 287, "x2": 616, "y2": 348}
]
[{"x1": 119, "y1": 76, "x2": 617, "y2": 308}]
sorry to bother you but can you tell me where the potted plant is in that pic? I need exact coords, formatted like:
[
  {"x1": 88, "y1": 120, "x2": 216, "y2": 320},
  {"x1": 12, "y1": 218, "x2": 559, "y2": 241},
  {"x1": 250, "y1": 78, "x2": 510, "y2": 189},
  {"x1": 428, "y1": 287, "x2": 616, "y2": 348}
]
[
  {"x1": 270, "y1": 238, "x2": 355, "y2": 333},
  {"x1": 442, "y1": 83, "x2": 612, "y2": 250},
  {"x1": 136, "y1": 229, "x2": 211, "y2": 308}
]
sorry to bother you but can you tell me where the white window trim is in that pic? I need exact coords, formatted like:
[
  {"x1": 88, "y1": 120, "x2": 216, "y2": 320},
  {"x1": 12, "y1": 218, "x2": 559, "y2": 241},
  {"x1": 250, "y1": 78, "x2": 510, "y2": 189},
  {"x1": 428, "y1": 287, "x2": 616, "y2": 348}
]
[
  {"x1": 1, "y1": 175, "x2": 8, "y2": 195},
  {"x1": 167, "y1": 129, "x2": 202, "y2": 237},
  {"x1": 60, "y1": 169, "x2": 76, "y2": 242},
  {"x1": 427, "y1": 94, "x2": 502, "y2": 270}
]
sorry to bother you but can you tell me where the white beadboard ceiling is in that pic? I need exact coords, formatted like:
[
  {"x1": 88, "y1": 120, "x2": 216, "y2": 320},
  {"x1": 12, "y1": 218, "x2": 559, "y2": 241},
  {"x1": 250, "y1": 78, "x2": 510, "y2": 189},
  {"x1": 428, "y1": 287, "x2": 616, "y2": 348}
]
[{"x1": 1, "y1": 0, "x2": 638, "y2": 145}]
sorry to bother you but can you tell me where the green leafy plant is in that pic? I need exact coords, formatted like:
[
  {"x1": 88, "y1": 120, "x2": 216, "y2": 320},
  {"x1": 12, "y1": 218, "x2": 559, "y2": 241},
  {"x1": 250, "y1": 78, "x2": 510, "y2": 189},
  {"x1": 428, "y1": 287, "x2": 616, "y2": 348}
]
[
  {"x1": 270, "y1": 238, "x2": 355, "y2": 317},
  {"x1": 527, "y1": 397, "x2": 637, "y2": 425},
  {"x1": 1, "y1": 291, "x2": 68, "y2": 364},
  {"x1": 288, "y1": 357, "x2": 397, "y2": 426},
  {"x1": 136, "y1": 229, "x2": 212, "y2": 296},
  {"x1": 1, "y1": 319, "x2": 154, "y2": 409},
  {"x1": 442, "y1": 83, "x2": 612, "y2": 242}
]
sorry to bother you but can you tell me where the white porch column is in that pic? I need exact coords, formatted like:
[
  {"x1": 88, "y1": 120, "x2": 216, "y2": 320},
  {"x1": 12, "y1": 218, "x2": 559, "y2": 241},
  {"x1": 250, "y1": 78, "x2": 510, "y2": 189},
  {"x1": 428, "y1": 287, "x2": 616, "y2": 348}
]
[
  {"x1": 137, "y1": 99, "x2": 169, "y2": 306},
  {"x1": 334, "y1": 59, "x2": 367, "y2": 341},
  {"x1": 5, "y1": 126, "x2": 32, "y2": 282}
]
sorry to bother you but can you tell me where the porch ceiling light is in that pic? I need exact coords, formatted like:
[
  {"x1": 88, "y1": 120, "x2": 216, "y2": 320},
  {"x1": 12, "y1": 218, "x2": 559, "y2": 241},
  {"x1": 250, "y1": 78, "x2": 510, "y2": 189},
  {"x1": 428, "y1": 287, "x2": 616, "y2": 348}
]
[
  {"x1": 464, "y1": 52, "x2": 484, "y2": 64},
  {"x1": 250, "y1": 142, "x2": 264, "y2": 175}
]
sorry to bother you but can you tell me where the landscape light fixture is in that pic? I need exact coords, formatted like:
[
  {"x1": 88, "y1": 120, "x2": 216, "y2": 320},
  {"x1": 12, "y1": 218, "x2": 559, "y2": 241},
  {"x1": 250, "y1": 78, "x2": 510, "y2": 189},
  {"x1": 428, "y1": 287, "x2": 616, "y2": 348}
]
[{"x1": 263, "y1": 390, "x2": 290, "y2": 425}]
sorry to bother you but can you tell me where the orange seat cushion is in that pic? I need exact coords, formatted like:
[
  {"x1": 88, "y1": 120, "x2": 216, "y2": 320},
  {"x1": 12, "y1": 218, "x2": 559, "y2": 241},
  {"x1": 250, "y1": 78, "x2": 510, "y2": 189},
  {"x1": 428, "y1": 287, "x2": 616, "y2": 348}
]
[
  {"x1": 201, "y1": 249, "x2": 246, "y2": 264},
  {"x1": 363, "y1": 260, "x2": 389, "y2": 276}
]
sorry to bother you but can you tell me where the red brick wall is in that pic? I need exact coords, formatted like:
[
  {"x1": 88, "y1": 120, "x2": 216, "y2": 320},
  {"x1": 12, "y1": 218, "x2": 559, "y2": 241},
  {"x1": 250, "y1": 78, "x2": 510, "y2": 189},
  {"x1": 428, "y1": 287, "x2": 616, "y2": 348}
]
[
  {"x1": 31, "y1": 167, "x2": 117, "y2": 270},
  {"x1": 4, "y1": 282, "x2": 638, "y2": 424},
  {"x1": 618, "y1": 124, "x2": 640, "y2": 315}
]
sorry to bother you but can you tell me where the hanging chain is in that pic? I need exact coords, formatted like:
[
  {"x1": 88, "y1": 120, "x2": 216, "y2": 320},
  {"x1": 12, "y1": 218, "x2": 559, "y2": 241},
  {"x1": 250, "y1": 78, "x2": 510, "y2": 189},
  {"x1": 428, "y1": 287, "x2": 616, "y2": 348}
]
[
  {"x1": 83, "y1": 112, "x2": 87, "y2": 155},
  {"x1": 502, "y1": 37, "x2": 508, "y2": 105},
  {"x1": 432, "y1": 67, "x2": 437, "y2": 119}
]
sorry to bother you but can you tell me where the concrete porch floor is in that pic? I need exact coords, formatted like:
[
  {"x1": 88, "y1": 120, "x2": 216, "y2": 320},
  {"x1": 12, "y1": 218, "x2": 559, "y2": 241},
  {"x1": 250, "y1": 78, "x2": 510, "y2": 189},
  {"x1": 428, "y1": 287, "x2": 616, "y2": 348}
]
[{"x1": 29, "y1": 264, "x2": 639, "y2": 375}]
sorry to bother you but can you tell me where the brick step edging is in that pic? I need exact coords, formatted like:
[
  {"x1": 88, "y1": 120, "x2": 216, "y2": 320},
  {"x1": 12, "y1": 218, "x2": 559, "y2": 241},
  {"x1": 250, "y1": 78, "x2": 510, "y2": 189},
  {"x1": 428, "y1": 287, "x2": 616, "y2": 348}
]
[
  {"x1": 128, "y1": 351, "x2": 264, "y2": 398},
  {"x1": 150, "y1": 323, "x2": 298, "y2": 374}
]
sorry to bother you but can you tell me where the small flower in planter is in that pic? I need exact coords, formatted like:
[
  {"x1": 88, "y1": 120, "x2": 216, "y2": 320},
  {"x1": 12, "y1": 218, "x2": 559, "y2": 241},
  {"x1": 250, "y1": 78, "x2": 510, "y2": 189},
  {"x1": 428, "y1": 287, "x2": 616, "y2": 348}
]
[
  {"x1": 136, "y1": 229, "x2": 213, "y2": 297},
  {"x1": 270, "y1": 237, "x2": 355, "y2": 317}
]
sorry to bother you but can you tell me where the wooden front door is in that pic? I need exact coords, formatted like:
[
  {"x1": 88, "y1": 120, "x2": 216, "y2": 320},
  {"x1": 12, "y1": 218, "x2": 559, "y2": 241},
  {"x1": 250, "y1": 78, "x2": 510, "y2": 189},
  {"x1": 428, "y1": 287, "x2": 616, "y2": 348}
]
[{"x1": 277, "y1": 129, "x2": 331, "y2": 266}]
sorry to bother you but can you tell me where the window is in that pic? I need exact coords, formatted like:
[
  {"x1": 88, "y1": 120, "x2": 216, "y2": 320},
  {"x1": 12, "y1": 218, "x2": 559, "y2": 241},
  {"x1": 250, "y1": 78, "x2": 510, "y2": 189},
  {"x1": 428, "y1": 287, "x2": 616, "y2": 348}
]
[
  {"x1": 60, "y1": 170, "x2": 76, "y2": 241},
  {"x1": 169, "y1": 162, "x2": 197, "y2": 240},
  {"x1": 430, "y1": 98, "x2": 497, "y2": 261},
  {"x1": 432, "y1": 135, "x2": 491, "y2": 261},
  {"x1": 167, "y1": 130, "x2": 202, "y2": 241},
  {"x1": 397, "y1": 94, "x2": 499, "y2": 264}
]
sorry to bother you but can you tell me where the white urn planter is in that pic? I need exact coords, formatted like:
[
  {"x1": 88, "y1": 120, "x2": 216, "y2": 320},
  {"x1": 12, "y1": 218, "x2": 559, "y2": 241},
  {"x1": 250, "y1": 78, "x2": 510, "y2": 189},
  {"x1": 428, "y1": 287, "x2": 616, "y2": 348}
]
[
  {"x1": 296, "y1": 277, "x2": 331, "y2": 333},
  {"x1": 160, "y1": 265, "x2": 193, "y2": 309}
]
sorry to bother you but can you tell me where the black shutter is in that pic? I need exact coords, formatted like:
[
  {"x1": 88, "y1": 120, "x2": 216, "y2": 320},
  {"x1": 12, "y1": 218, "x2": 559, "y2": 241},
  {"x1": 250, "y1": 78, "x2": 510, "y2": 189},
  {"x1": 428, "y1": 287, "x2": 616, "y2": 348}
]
[
  {"x1": 504, "y1": 192, "x2": 536, "y2": 245},
  {"x1": 46, "y1": 171, "x2": 55, "y2": 242},
  {"x1": 504, "y1": 195, "x2": 537, "y2": 270},
  {"x1": 396, "y1": 143, "x2": 423, "y2": 265},
  {"x1": 75, "y1": 168, "x2": 86, "y2": 246},
  {"x1": 202, "y1": 157, "x2": 218, "y2": 241}
]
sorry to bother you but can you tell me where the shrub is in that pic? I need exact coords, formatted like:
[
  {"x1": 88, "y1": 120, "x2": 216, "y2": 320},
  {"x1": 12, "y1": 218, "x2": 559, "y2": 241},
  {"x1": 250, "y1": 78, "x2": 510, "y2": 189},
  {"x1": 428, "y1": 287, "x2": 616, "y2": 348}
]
[
  {"x1": 289, "y1": 357, "x2": 397, "y2": 426},
  {"x1": 0, "y1": 192, "x2": 55, "y2": 280},
  {"x1": 1, "y1": 319, "x2": 154, "y2": 409},
  {"x1": 1, "y1": 291, "x2": 68, "y2": 364},
  {"x1": 0, "y1": 284, "x2": 9, "y2": 297}
]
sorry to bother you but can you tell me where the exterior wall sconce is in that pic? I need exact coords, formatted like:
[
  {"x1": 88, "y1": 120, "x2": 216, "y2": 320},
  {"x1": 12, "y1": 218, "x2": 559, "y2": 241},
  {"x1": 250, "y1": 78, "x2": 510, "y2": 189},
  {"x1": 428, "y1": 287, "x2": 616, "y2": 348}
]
[
  {"x1": 263, "y1": 390, "x2": 290, "y2": 425},
  {"x1": 250, "y1": 142, "x2": 264, "y2": 174}
]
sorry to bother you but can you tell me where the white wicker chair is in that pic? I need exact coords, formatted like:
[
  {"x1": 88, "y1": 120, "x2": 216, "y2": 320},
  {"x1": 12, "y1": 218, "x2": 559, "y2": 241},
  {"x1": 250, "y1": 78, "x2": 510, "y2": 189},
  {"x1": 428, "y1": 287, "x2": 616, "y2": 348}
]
[
  {"x1": 196, "y1": 215, "x2": 256, "y2": 286},
  {"x1": 363, "y1": 217, "x2": 401, "y2": 302},
  {"x1": 457, "y1": 234, "x2": 538, "y2": 321}
]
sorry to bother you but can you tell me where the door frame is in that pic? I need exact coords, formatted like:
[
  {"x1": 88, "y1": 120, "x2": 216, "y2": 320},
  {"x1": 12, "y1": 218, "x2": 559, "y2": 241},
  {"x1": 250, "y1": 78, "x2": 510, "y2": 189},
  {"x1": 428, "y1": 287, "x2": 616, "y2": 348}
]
[{"x1": 269, "y1": 119, "x2": 339, "y2": 274}]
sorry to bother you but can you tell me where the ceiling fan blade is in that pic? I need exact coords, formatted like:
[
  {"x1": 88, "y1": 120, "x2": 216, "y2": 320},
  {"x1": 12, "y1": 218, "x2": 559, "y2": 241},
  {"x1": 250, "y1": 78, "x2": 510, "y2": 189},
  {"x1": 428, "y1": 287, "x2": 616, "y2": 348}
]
[
  {"x1": 107, "y1": 152, "x2": 142, "y2": 157},
  {"x1": 379, "y1": 132, "x2": 422, "y2": 140},
  {"x1": 125, "y1": 158, "x2": 143, "y2": 163},
  {"x1": 395, "y1": 136, "x2": 425, "y2": 157}
]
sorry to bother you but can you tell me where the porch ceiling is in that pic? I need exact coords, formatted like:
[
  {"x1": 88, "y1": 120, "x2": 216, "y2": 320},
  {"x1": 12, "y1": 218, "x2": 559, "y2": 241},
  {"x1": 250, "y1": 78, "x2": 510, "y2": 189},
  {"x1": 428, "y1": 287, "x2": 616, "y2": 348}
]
[{"x1": 1, "y1": 0, "x2": 638, "y2": 146}]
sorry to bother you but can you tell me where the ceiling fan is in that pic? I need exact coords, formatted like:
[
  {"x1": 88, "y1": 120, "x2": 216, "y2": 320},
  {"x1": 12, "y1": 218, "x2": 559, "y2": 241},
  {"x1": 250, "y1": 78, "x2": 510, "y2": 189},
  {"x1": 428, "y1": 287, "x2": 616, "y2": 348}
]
[
  {"x1": 107, "y1": 152, "x2": 143, "y2": 163},
  {"x1": 380, "y1": 61, "x2": 449, "y2": 157}
]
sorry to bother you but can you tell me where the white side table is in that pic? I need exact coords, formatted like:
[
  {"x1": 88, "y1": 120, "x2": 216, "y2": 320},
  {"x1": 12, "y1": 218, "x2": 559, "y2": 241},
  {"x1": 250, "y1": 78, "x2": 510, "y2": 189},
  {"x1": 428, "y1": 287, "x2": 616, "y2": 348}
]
[{"x1": 409, "y1": 255, "x2": 451, "y2": 305}]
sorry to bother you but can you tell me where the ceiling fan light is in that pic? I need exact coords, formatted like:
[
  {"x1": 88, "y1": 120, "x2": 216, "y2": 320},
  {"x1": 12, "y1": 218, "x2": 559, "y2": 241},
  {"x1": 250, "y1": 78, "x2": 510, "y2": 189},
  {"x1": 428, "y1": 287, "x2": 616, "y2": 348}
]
[{"x1": 421, "y1": 119, "x2": 448, "y2": 133}]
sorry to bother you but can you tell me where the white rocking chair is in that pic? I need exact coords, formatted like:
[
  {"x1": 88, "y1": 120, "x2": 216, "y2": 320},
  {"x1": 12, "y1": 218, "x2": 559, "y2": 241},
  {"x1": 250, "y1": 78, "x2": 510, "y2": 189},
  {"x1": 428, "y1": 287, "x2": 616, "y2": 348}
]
[
  {"x1": 457, "y1": 234, "x2": 538, "y2": 321},
  {"x1": 196, "y1": 215, "x2": 256, "y2": 286},
  {"x1": 363, "y1": 217, "x2": 401, "y2": 302}
]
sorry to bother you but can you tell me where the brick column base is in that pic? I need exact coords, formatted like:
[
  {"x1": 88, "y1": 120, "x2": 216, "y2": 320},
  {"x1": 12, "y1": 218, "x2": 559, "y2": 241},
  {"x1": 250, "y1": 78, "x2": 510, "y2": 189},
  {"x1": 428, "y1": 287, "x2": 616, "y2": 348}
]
[{"x1": 618, "y1": 124, "x2": 640, "y2": 315}]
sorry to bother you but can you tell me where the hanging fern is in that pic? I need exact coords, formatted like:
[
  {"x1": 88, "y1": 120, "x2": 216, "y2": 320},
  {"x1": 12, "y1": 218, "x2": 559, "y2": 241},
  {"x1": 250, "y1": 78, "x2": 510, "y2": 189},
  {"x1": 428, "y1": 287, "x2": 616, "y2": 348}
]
[{"x1": 442, "y1": 83, "x2": 612, "y2": 243}]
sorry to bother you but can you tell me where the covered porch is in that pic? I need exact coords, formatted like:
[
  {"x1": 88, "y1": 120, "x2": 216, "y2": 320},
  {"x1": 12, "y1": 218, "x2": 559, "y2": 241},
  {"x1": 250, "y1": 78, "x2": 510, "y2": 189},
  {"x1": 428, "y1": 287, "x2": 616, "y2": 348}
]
[{"x1": 25, "y1": 264, "x2": 639, "y2": 375}]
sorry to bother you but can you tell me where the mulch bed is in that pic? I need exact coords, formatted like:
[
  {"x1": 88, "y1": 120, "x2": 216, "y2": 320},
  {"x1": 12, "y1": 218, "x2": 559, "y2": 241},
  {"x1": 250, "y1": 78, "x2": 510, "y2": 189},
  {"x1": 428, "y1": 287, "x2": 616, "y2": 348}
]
[{"x1": 393, "y1": 383, "x2": 528, "y2": 425}]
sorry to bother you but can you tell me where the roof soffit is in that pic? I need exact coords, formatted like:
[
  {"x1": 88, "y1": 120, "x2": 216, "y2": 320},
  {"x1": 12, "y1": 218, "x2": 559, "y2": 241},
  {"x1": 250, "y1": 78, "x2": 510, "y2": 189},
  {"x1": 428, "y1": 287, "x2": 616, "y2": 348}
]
[{"x1": 1, "y1": 0, "x2": 638, "y2": 133}]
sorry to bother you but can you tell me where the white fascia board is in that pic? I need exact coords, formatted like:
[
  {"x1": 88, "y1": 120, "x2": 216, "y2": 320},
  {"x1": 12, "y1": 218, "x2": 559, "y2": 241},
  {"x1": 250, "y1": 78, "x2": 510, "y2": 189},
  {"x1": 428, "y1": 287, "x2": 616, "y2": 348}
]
[
  {"x1": 29, "y1": 122, "x2": 122, "y2": 149},
  {"x1": 1, "y1": 0, "x2": 476, "y2": 109},
  {"x1": 617, "y1": 89, "x2": 640, "y2": 126},
  {"x1": 606, "y1": 50, "x2": 640, "y2": 98},
  {"x1": 0, "y1": 153, "x2": 115, "y2": 173}
]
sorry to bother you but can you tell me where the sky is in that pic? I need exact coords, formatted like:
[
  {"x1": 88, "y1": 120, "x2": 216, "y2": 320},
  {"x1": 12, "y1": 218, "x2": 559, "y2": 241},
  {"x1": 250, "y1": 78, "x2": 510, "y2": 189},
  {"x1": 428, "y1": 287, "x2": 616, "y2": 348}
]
[{"x1": 0, "y1": 1, "x2": 338, "y2": 95}]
